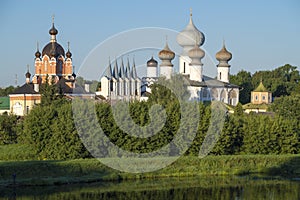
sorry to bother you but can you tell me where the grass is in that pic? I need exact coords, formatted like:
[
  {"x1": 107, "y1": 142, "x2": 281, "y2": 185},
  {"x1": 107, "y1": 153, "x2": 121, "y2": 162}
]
[{"x1": 0, "y1": 154, "x2": 299, "y2": 186}]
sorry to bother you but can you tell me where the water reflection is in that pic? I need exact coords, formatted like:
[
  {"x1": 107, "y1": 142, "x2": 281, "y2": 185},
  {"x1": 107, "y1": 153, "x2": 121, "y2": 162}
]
[{"x1": 1, "y1": 176, "x2": 299, "y2": 200}]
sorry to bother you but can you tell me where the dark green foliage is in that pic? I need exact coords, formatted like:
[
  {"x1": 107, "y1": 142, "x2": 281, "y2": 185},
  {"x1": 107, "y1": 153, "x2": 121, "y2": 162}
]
[
  {"x1": 2, "y1": 69, "x2": 300, "y2": 160},
  {"x1": 22, "y1": 100, "x2": 90, "y2": 160},
  {"x1": 0, "y1": 85, "x2": 15, "y2": 97},
  {"x1": 230, "y1": 70, "x2": 253, "y2": 104},
  {"x1": 0, "y1": 113, "x2": 20, "y2": 144},
  {"x1": 39, "y1": 77, "x2": 60, "y2": 106},
  {"x1": 75, "y1": 76, "x2": 100, "y2": 92},
  {"x1": 269, "y1": 94, "x2": 300, "y2": 121},
  {"x1": 231, "y1": 64, "x2": 300, "y2": 103},
  {"x1": 252, "y1": 64, "x2": 300, "y2": 97},
  {"x1": 2, "y1": 97, "x2": 300, "y2": 159}
]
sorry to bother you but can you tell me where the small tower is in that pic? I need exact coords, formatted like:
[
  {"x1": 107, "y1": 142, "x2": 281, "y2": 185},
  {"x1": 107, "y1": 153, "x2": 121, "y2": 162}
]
[
  {"x1": 66, "y1": 41, "x2": 72, "y2": 59},
  {"x1": 158, "y1": 40, "x2": 175, "y2": 79},
  {"x1": 251, "y1": 80, "x2": 272, "y2": 104},
  {"x1": 176, "y1": 9, "x2": 205, "y2": 75},
  {"x1": 188, "y1": 44, "x2": 205, "y2": 81},
  {"x1": 25, "y1": 65, "x2": 31, "y2": 84},
  {"x1": 216, "y1": 41, "x2": 232, "y2": 83},
  {"x1": 146, "y1": 56, "x2": 158, "y2": 77},
  {"x1": 49, "y1": 15, "x2": 58, "y2": 43},
  {"x1": 35, "y1": 42, "x2": 41, "y2": 59}
]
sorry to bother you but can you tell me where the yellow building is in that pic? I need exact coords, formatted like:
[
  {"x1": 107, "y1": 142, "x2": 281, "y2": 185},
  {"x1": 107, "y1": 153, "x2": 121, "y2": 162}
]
[
  {"x1": 9, "y1": 83, "x2": 41, "y2": 116},
  {"x1": 251, "y1": 81, "x2": 272, "y2": 104},
  {"x1": 243, "y1": 81, "x2": 272, "y2": 113}
]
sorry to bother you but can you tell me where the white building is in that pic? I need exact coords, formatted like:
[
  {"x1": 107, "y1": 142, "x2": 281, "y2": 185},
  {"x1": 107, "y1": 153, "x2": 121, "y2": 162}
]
[
  {"x1": 99, "y1": 10, "x2": 239, "y2": 106},
  {"x1": 99, "y1": 58, "x2": 141, "y2": 101}
]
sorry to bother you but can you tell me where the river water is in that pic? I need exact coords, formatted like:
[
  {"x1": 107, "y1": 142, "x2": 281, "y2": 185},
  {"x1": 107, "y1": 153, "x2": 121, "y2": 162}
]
[{"x1": 0, "y1": 176, "x2": 299, "y2": 199}]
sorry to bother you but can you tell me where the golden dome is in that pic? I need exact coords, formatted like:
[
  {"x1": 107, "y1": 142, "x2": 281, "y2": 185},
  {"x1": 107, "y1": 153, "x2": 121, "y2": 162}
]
[
  {"x1": 216, "y1": 44, "x2": 232, "y2": 62},
  {"x1": 158, "y1": 43, "x2": 175, "y2": 61}
]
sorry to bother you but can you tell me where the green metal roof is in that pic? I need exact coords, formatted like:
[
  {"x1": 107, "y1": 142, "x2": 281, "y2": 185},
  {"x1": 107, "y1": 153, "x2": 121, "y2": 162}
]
[
  {"x1": 0, "y1": 97, "x2": 10, "y2": 110},
  {"x1": 253, "y1": 81, "x2": 269, "y2": 92},
  {"x1": 243, "y1": 103, "x2": 269, "y2": 110}
]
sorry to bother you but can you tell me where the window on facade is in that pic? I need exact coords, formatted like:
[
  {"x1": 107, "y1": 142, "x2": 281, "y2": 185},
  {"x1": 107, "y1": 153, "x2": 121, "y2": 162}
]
[
  {"x1": 202, "y1": 89, "x2": 208, "y2": 98},
  {"x1": 219, "y1": 72, "x2": 221, "y2": 80},
  {"x1": 262, "y1": 95, "x2": 266, "y2": 100},
  {"x1": 110, "y1": 80, "x2": 113, "y2": 91},
  {"x1": 183, "y1": 62, "x2": 186, "y2": 73},
  {"x1": 255, "y1": 95, "x2": 258, "y2": 101}
]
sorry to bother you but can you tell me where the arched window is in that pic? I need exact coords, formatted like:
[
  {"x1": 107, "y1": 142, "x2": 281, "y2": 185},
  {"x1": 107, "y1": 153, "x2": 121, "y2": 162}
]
[
  {"x1": 211, "y1": 88, "x2": 218, "y2": 100},
  {"x1": 220, "y1": 90, "x2": 226, "y2": 102},
  {"x1": 219, "y1": 72, "x2": 222, "y2": 80},
  {"x1": 202, "y1": 88, "x2": 208, "y2": 98},
  {"x1": 183, "y1": 62, "x2": 186, "y2": 73},
  {"x1": 229, "y1": 90, "x2": 237, "y2": 105}
]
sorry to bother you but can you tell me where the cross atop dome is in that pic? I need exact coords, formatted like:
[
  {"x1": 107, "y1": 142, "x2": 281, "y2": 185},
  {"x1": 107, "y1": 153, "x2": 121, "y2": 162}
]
[{"x1": 176, "y1": 9, "x2": 205, "y2": 55}]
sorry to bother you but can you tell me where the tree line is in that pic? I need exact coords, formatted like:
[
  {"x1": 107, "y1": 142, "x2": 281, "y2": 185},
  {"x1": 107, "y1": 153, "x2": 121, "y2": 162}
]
[
  {"x1": 0, "y1": 64, "x2": 299, "y2": 160},
  {"x1": 230, "y1": 64, "x2": 300, "y2": 104},
  {"x1": 0, "y1": 76, "x2": 299, "y2": 160}
]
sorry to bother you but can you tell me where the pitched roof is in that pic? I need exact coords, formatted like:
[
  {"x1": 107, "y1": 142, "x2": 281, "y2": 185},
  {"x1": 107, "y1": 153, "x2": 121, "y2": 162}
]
[
  {"x1": 56, "y1": 78, "x2": 74, "y2": 94},
  {"x1": 183, "y1": 75, "x2": 240, "y2": 88},
  {"x1": 253, "y1": 81, "x2": 269, "y2": 92},
  {"x1": 10, "y1": 83, "x2": 38, "y2": 95},
  {"x1": 10, "y1": 79, "x2": 81, "y2": 95}
]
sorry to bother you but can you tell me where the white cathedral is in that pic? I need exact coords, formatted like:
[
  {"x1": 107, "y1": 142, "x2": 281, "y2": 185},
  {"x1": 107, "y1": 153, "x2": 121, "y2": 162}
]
[{"x1": 99, "y1": 11, "x2": 239, "y2": 106}]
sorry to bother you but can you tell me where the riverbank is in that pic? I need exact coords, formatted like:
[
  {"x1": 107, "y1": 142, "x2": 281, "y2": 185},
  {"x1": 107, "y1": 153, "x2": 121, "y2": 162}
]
[{"x1": 0, "y1": 155, "x2": 299, "y2": 186}]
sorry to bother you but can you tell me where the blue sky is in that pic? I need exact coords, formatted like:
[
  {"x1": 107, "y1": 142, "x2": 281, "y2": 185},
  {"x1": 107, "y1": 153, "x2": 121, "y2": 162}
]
[{"x1": 0, "y1": 0, "x2": 299, "y2": 87}]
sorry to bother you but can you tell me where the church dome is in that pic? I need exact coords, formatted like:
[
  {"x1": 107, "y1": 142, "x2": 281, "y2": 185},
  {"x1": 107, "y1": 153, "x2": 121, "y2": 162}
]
[
  {"x1": 158, "y1": 43, "x2": 175, "y2": 61},
  {"x1": 35, "y1": 50, "x2": 41, "y2": 58},
  {"x1": 147, "y1": 56, "x2": 158, "y2": 67},
  {"x1": 188, "y1": 45, "x2": 205, "y2": 60},
  {"x1": 216, "y1": 44, "x2": 232, "y2": 62},
  {"x1": 42, "y1": 42, "x2": 65, "y2": 58},
  {"x1": 66, "y1": 50, "x2": 72, "y2": 58},
  {"x1": 176, "y1": 13, "x2": 205, "y2": 48},
  {"x1": 49, "y1": 23, "x2": 58, "y2": 35},
  {"x1": 66, "y1": 42, "x2": 72, "y2": 58},
  {"x1": 25, "y1": 71, "x2": 31, "y2": 78}
]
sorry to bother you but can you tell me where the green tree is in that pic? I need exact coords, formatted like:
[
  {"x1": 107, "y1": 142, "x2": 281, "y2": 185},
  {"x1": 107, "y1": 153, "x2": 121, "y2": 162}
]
[
  {"x1": 230, "y1": 70, "x2": 253, "y2": 104},
  {"x1": 269, "y1": 94, "x2": 300, "y2": 121},
  {"x1": 252, "y1": 64, "x2": 300, "y2": 97},
  {"x1": 22, "y1": 97, "x2": 89, "y2": 159},
  {"x1": 0, "y1": 86, "x2": 15, "y2": 97},
  {"x1": 0, "y1": 113, "x2": 19, "y2": 144},
  {"x1": 39, "y1": 76, "x2": 60, "y2": 106}
]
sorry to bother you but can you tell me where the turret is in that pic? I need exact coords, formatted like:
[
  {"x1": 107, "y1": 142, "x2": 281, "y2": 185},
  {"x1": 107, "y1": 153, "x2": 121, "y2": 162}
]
[
  {"x1": 158, "y1": 40, "x2": 175, "y2": 79},
  {"x1": 146, "y1": 56, "x2": 158, "y2": 77},
  {"x1": 216, "y1": 41, "x2": 232, "y2": 83},
  {"x1": 188, "y1": 45, "x2": 205, "y2": 81}
]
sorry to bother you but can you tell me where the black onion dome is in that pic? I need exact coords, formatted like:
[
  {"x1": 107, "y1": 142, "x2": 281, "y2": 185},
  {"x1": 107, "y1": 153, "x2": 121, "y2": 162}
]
[
  {"x1": 147, "y1": 56, "x2": 158, "y2": 67},
  {"x1": 49, "y1": 24, "x2": 58, "y2": 35},
  {"x1": 25, "y1": 71, "x2": 31, "y2": 78},
  {"x1": 66, "y1": 50, "x2": 72, "y2": 58},
  {"x1": 35, "y1": 50, "x2": 41, "y2": 58},
  {"x1": 42, "y1": 42, "x2": 65, "y2": 58}
]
